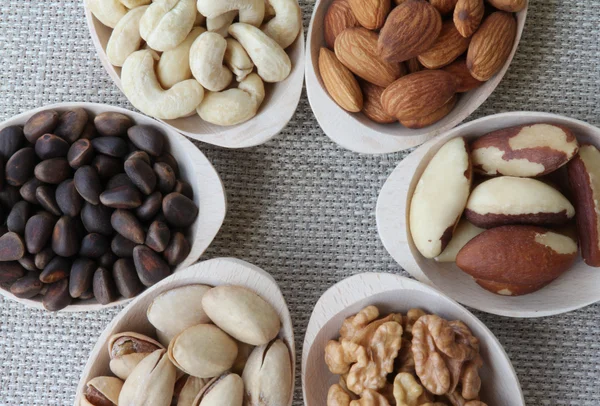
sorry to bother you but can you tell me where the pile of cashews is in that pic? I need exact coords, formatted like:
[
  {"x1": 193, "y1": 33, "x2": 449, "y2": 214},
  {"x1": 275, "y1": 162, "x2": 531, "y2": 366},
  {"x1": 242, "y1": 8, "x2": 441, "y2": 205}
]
[{"x1": 87, "y1": 0, "x2": 302, "y2": 126}]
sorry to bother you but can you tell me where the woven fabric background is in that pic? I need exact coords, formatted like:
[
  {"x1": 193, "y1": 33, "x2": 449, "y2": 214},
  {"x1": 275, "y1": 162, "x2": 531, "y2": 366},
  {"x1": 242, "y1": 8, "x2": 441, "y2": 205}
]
[{"x1": 0, "y1": 0, "x2": 599, "y2": 404}]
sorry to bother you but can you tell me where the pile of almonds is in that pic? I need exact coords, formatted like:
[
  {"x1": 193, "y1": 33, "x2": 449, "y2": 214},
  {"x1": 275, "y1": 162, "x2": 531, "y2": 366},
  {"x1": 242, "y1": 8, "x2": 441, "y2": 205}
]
[
  {"x1": 81, "y1": 284, "x2": 293, "y2": 406},
  {"x1": 319, "y1": 0, "x2": 523, "y2": 128},
  {"x1": 409, "y1": 123, "x2": 600, "y2": 296},
  {"x1": 0, "y1": 108, "x2": 199, "y2": 311}
]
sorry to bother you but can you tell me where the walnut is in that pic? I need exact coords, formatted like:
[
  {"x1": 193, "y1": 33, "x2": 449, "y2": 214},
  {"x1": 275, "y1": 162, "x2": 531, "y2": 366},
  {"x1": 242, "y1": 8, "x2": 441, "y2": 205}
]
[
  {"x1": 328, "y1": 384, "x2": 352, "y2": 406},
  {"x1": 325, "y1": 340, "x2": 369, "y2": 375},
  {"x1": 445, "y1": 389, "x2": 487, "y2": 406},
  {"x1": 395, "y1": 338, "x2": 416, "y2": 374},
  {"x1": 346, "y1": 322, "x2": 403, "y2": 394},
  {"x1": 349, "y1": 389, "x2": 391, "y2": 406},
  {"x1": 341, "y1": 306, "x2": 403, "y2": 347},
  {"x1": 404, "y1": 309, "x2": 427, "y2": 334},
  {"x1": 393, "y1": 373, "x2": 423, "y2": 406},
  {"x1": 460, "y1": 356, "x2": 482, "y2": 400},
  {"x1": 411, "y1": 316, "x2": 481, "y2": 397}
]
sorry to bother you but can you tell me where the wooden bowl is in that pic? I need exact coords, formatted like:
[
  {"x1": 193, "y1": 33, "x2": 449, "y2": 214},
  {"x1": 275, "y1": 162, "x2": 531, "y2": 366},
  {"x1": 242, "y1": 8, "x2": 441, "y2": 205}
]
[
  {"x1": 84, "y1": 7, "x2": 305, "y2": 149},
  {"x1": 377, "y1": 112, "x2": 600, "y2": 317},
  {"x1": 302, "y1": 272, "x2": 524, "y2": 405},
  {"x1": 0, "y1": 102, "x2": 227, "y2": 311},
  {"x1": 305, "y1": 1, "x2": 528, "y2": 154},
  {"x1": 74, "y1": 257, "x2": 295, "y2": 406}
]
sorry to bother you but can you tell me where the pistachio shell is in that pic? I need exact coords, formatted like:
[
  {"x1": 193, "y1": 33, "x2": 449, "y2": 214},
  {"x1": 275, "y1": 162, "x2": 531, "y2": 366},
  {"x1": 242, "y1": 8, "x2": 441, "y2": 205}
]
[
  {"x1": 202, "y1": 285, "x2": 281, "y2": 345},
  {"x1": 175, "y1": 376, "x2": 210, "y2": 406},
  {"x1": 193, "y1": 373, "x2": 243, "y2": 406},
  {"x1": 231, "y1": 341, "x2": 254, "y2": 375},
  {"x1": 107, "y1": 332, "x2": 164, "y2": 380},
  {"x1": 81, "y1": 376, "x2": 123, "y2": 406},
  {"x1": 242, "y1": 339, "x2": 292, "y2": 406},
  {"x1": 168, "y1": 324, "x2": 238, "y2": 378},
  {"x1": 147, "y1": 284, "x2": 212, "y2": 346},
  {"x1": 118, "y1": 349, "x2": 176, "y2": 406}
]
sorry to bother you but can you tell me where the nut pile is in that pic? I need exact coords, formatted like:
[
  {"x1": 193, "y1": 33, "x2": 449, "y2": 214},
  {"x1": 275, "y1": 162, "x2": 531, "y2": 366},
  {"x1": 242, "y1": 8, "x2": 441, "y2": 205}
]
[
  {"x1": 319, "y1": 0, "x2": 523, "y2": 128},
  {"x1": 324, "y1": 305, "x2": 487, "y2": 406},
  {"x1": 81, "y1": 284, "x2": 293, "y2": 406},
  {"x1": 87, "y1": 0, "x2": 302, "y2": 126},
  {"x1": 0, "y1": 108, "x2": 199, "y2": 310},
  {"x1": 408, "y1": 123, "x2": 600, "y2": 296}
]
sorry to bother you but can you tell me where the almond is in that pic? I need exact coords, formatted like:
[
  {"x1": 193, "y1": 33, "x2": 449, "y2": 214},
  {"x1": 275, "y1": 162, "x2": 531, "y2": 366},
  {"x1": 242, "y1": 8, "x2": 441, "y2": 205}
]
[
  {"x1": 381, "y1": 70, "x2": 456, "y2": 121},
  {"x1": 360, "y1": 82, "x2": 396, "y2": 124},
  {"x1": 466, "y1": 11, "x2": 517, "y2": 81},
  {"x1": 400, "y1": 95, "x2": 456, "y2": 128},
  {"x1": 487, "y1": 0, "x2": 527, "y2": 12},
  {"x1": 378, "y1": 0, "x2": 442, "y2": 63},
  {"x1": 335, "y1": 27, "x2": 404, "y2": 88},
  {"x1": 406, "y1": 58, "x2": 422, "y2": 73},
  {"x1": 318, "y1": 47, "x2": 363, "y2": 112},
  {"x1": 417, "y1": 21, "x2": 470, "y2": 69},
  {"x1": 348, "y1": 0, "x2": 391, "y2": 30},
  {"x1": 456, "y1": 225, "x2": 577, "y2": 296},
  {"x1": 442, "y1": 58, "x2": 484, "y2": 92},
  {"x1": 567, "y1": 144, "x2": 600, "y2": 267},
  {"x1": 323, "y1": 0, "x2": 360, "y2": 50},
  {"x1": 453, "y1": 0, "x2": 484, "y2": 38},
  {"x1": 430, "y1": 0, "x2": 458, "y2": 14}
]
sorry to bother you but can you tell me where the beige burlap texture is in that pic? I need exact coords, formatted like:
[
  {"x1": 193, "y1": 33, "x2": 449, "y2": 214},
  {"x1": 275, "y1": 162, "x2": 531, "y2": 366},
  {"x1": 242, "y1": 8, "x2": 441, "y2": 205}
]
[{"x1": 0, "y1": 0, "x2": 599, "y2": 404}]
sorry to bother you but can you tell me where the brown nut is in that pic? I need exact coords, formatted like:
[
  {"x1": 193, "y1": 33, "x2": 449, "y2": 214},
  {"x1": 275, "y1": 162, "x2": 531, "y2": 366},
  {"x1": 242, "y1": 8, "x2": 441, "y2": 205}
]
[
  {"x1": 164, "y1": 232, "x2": 191, "y2": 267},
  {"x1": 0, "y1": 125, "x2": 25, "y2": 161},
  {"x1": 127, "y1": 125, "x2": 165, "y2": 156},
  {"x1": 471, "y1": 123, "x2": 579, "y2": 177},
  {"x1": 93, "y1": 267, "x2": 119, "y2": 305},
  {"x1": 67, "y1": 139, "x2": 95, "y2": 169},
  {"x1": 100, "y1": 185, "x2": 143, "y2": 209},
  {"x1": 35, "y1": 133, "x2": 70, "y2": 160},
  {"x1": 360, "y1": 82, "x2": 395, "y2": 124},
  {"x1": 409, "y1": 137, "x2": 471, "y2": 258},
  {"x1": 174, "y1": 180, "x2": 193, "y2": 199},
  {"x1": 39, "y1": 256, "x2": 71, "y2": 283},
  {"x1": 324, "y1": 0, "x2": 360, "y2": 49},
  {"x1": 568, "y1": 144, "x2": 600, "y2": 266},
  {"x1": 43, "y1": 279, "x2": 72, "y2": 311},
  {"x1": 442, "y1": 58, "x2": 484, "y2": 92},
  {"x1": 0, "y1": 232, "x2": 26, "y2": 261},
  {"x1": 0, "y1": 262, "x2": 26, "y2": 285},
  {"x1": 108, "y1": 332, "x2": 164, "y2": 380},
  {"x1": 52, "y1": 215, "x2": 80, "y2": 257},
  {"x1": 111, "y1": 234, "x2": 137, "y2": 257},
  {"x1": 133, "y1": 245, "x2": 171, "y2": 286},
  {"x1": 430, "y1": 0, "x2": 457, "y2": 14},
  {"x1": 56, "y1": 179, "x2": 83, "y2": 217},
  {"x1": 145, "y1": 221, "x2": 171, "y2": 252},
  {"x1": 464, "y1": 177, "x2": 575, "y2": 228},
  {"x1": 7, "y1": 201, "x2": 30, "y2": 234},
  {"x1": 20, "y1": 178, "x2": 43, "y2": 204},
  {"x1": 319, "y1": 47, "x2": 363, "y2": 113},
  {"x1": 154, "y1": 162, "x2": 176, "y2": 193},
  {"x1": 69, "y1": 258, "x2": 96, "y2": 298},
  {"x1": 112, "y1": 209, "x2": 145, "y2": 244},
  {"x1": 34, "y1": 158, "x2": 72, "y2": 184},
  {"x1": 36, "y1": 185, "x2": 62, "y2": 216},
  {"x1": 435, "y1": 219, "x2": 484, "y2": 263},
  {"x1": 18, "y1": 254, "x2": 37, "y2": 271},
  {"x1": 417, "y1": 21, "x2": 470, "y2": 69},
  {"x1": 162, "y1": 192, "x2": 199, "y2": 228},
  {"x1": 23, "y1": 110, "x2": 59, "y2": 143},
  {"x1": 486, "y1": 0, "x2": 526, "y2": 12},
  {"x1": 24, "y1": 211, "x2": 56, "y2": 254},
  {"x1": 348, "y1": 0, "x2": 391, "y2": 30},
  {"x1": 400, "y1": 95, "x2": 456, "y2": 129},
  {"x1": 456, "y1": 225, "x2": 578, "y2": 296},
  {"x1": 55, "y1": 108, "x2": 88, "y2": 143},
  {"x1": 136, "y1": 191, "x2": 163, "y2": 222},
  {"x1": 10, "y1": 271, "x2": 44, "y2": 299},
  {"x1": 453, "y1": 0, "x2": 484, "y2": 38},
  {"x1": 93, "y1": 154, "x2": 123, "y2": 179},
  {"x1": 91, "y1": 136, "x2": 129, "y2": 158},
  {"x1": 113, "y1": 258, "x2": 144, "y2": 299},
  {"x1": 81, "y1": 202, "x2": 114, "y2": 236},
  {"x1": 6, "y1": 147, "x2": 37, "y2": 186},
  {"x1": 74, "y1": 165, "x2": 103, "y2": 204},
  {"x1": 156, "y1": 153, "x2": 180, "y2": 176},
  {"x1": 34, "y1": 246, "x2": 55, "y2": 270},
  {"x1": 80, "y1": 233, "x2": 109, "y2": 258},
  {"x1": 94, "y1": 112, "x2": 134, "y2": 137},
  {"x1": 107, "y1": 173, "x2": 135, "y2": 189},
  {"x1": 125, "y1": 157, "x2": 156, "y2": 195}
]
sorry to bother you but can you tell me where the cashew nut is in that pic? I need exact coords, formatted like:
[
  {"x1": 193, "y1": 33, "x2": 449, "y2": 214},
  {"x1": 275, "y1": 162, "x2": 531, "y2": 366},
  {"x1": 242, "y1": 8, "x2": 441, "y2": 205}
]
[
  {"x1": 139, "y1": 0, "x2": 196, "y2": 52},
  {"x1": 120, "y1": 0, "x2": 151, "y2": 8},
  {"x1": 194, "y1": 12, "x2": 207, "y2": 26},
  {"x1": 228, "y1": 23, "x2": 291, "y2": 83},
  {"x1": 190, "y1": 32, "x2": 234, "y2": 92},
  {"x1": 157, "y1": 27, "x2": 205, "y2": 89},
  {"x1": 225, "y1": 38, "x2": 254, "y2": 82},
  {"x1": 122, "y1": 49, "x2": 205, "y2": 120},
  {"x1": 264, "y1": 0, "x2": 276, "y2": 21},
  {"x1": 106, "y1": 6, "x2": 148, "y2": 67},
  {"x1": 86, "y1": 0, "x2": 128, "y2": 28},
  {"x1": 261, "y1": 0, "x2": 302, "y2": 49},
  {"x1": 206, "y1": 11, "x2": 237, "y2": 37},
  {"x1": 197, "y1": 73, "x2": 265, "y2": 126},
  {"x1": 197, "y1": 0, "x2": 265, "y2": 27}
]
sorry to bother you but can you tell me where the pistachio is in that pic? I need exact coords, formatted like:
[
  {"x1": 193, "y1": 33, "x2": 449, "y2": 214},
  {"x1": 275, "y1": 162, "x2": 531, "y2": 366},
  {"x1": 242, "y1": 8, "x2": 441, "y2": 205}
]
[
  {"x1": 147, "y1": 285, "x2": 212, "y2": 347},
  {"x1": 108, "y1": 332, "x2": 164, "y2": 380},
  {"x1": 242, "y1": 339, "x2": 293, "y2": 406},
  {"x1": 174, "y1": 375, "x2": 209, "y2": 406},
  {"x1": 168, "y1": 324, "x2": 238, "y2": 378},
  {"x1": 81, "y1": 376, "x2": 123, "y2": 406},
  {"x1": 118, "y1": 349, "x2": 176, "y2": 406},
  {"x1": 232, "y1": 341, "x2": 254, "y2": 375},
  {"x1": 192, "y1": 372, "x2": 243, "y2": 406},
  {"x1": 202, "y1": 285, "x2": 281, "y2": 345}
]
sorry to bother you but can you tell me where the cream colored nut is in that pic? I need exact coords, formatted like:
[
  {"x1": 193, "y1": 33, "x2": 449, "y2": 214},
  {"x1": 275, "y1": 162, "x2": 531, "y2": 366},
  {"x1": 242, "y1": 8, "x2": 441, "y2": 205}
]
[
  {"x1": 393, "y1": 373, "x2": 423, "y2": 406},
  {"x1": 197, "y1": 73, "x2": 265, "y2": 126},
  {"x1": 435, "y1": 218, "x2": 484, "y2": 263},
  {"x1": 350, "y1": 389, "x2": 391, "y2": 406},
  {"x1": 108, "y1": 332, "x2": 164, "y2": 380},
  {"x1": 139, "y1": 0, "x2": 196, "y2": 51},
  {"x1": 168, "y1": 324, "x2": 238, "y2": 378},
  {"x1": 193, "y1": 373, "x2": 244, "y2": 406},
  {"x1": 122, "y1": 49, "x2": 205, "y2": 120},
  {"x1": 207, "y1": 11, "x2": 237, "y2": 37},
  {"x1": 81, "y1": 376, "x2": 123, "y2": 406},
  {"x1": 225, "y1": 38, "x2": 254, "y2": 82},
  {"x1": 175, "y1": 376, "x2": 210, "y2": 406},
  {"x1": 157, "y1": 27, "x2": 206, "y2": 90},
  {"x1": 195, "y1": 12, "x2": 206, "y2": 26},
  {"x1": 228, "y1": 23, "x2": 291, "y2": 83},
  {"x1": 190, "y1": 32, "x2": 234, "y2": 92},
  {"x1": 106, "y1": 6, "x2": 148, "y2": 67},
  {"x1": 261, "y1": 0, "x2": 302, "y2": 49},
  {"x1": 147, "y1": 284, "x2": 212, "y2": 347},
  {"x1": 118, "y1": 349, "x2": 177, "y2": 406},
  {"x1": 328, "y1": 384, "x2": 351, "y2": 406},
  {"x1": 197, "y1": 0, "x2": 265, "y2": 27},
  {"x1": 264, "y1": 0, "x2": 276, "y2": 21},
  {"x1": 86, "y1": 0, "x2": 127, "y2": 28},
  {"x1": 464, "y1": 177, "x2": 575, "y2": 229},
  {"x1": 120, "y1": 0, "x2": 151, "y2": 8},
  {"x1": 409, "y1": 137, "x2": 472, "y2": 259},
  {"x1": 201, "y1": 285, "x2": 280, "y2": 345},
  {"x1": 242, "y1": 339, "x2": 293, "y2": 406}
]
